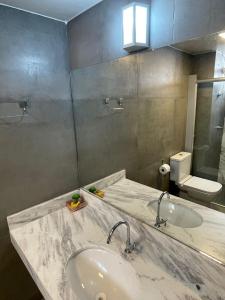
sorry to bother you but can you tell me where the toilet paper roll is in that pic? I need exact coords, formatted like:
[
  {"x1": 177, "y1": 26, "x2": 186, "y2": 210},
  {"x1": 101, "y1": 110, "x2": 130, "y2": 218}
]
[{"x1": 159, "y1": 164, "x2": 171, "y2": 175}]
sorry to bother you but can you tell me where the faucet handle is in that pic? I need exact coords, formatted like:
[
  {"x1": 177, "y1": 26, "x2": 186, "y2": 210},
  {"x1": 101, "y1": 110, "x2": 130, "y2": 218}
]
[
  {"x1": 155, "y1": 218, "x2": 167, "y2": 228},
  {"x1": 163, "y1": 219, "x2": 168, "y2": 227},
  {"x1": 125, "y1": 241, "x2": 136, "y2": 254}
]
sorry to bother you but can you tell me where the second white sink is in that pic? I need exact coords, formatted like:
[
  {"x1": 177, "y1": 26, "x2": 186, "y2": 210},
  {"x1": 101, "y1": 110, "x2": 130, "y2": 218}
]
[{"x1": 150, "y1": 200, "x2": 203, "y2": 228}]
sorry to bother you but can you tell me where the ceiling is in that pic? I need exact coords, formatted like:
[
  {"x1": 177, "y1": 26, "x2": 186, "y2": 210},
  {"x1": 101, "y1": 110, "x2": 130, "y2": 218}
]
[
  {"x1": 173, "y1": 32, "x2": 225, "y2": 55},
  {"x1": 0, "y1": 0, "x2": 103, "y2": 22}
]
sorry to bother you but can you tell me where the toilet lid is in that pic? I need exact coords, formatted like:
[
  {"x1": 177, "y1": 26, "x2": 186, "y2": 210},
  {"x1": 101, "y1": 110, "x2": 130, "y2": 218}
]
[{"x1": 183, "y1": 176, "x2": 222, "y2": 195}]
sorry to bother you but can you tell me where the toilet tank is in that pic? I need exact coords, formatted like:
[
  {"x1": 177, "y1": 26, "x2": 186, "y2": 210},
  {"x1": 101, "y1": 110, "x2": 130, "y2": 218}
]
[{"x1": 170, "y1": 152, "x2": 192, "y2": 183}]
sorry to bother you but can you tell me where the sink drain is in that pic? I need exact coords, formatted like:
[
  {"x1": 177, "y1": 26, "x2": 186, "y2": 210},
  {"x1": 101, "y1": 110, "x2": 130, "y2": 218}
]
[{"x1": 95, "y1": 292, "x2": 107, "y2": 300}]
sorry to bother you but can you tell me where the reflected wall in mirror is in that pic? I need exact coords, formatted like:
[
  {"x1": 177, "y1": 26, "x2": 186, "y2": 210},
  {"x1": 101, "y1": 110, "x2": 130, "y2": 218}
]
[
  {"x1": 172, "y1": 32, "x2": 225, "y2": 213},
  {"x1": 74, "y1": 29, "x2": 225, "y2": 267}
]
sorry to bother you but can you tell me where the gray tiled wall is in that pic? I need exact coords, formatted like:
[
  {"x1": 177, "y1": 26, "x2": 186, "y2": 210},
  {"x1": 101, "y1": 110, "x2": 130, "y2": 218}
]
[
  {"x1": 0, "y1": 6, "x2": 78, "y2": 300},
  {"x1": 71, "y1": 47, "x2": 192, "y2": 188},
  {"x1": 67, "y1": 0, "x2": 151, "y2": 69},
  {"x1": 68, "y1": 0, "x2": 225, "y2": 69}
]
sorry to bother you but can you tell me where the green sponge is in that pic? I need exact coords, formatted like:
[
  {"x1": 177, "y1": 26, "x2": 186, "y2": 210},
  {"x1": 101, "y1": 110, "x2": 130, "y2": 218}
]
[
  {"x1": 72, "y1": 193, "x2": 80, "y2": 203},
  {"x1": 89, "y1": 187, "x2": 97, "y2": 193}
]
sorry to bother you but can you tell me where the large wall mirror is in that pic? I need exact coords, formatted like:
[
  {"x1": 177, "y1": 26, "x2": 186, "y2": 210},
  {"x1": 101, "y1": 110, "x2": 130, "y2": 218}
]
[{"x1": 83, "y1": 32, "x2": 225, "y2": 266}]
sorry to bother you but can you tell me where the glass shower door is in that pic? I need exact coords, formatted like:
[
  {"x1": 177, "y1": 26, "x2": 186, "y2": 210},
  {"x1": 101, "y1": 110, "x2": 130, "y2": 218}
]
[{"x1": 192, "y1": 81, "x2": 225, "y2": 205}]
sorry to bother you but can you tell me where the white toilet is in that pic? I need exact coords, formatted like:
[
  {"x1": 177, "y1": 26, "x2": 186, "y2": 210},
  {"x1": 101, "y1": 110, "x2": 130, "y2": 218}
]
[{"x1": 170, "y1": 152, "x2": 222, "y2": 204}]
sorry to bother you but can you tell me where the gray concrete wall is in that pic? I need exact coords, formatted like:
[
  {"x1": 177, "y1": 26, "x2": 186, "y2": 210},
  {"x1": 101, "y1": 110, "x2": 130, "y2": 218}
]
[
  {"x1": 71, "y1": 47, "x2": 192, "y2": 188},
  {"x1": 0, "y1": 5, "x2": 78, "y2": 300},
  {"x1": 68, "y1": 0, "x2": 150, "y2": 70},
  {"x1": 68, "y1": 0, "x2": 225, "y2": 69}
]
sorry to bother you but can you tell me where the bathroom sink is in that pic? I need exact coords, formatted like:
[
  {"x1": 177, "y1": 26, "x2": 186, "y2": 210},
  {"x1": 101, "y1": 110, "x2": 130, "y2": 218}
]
[
  {"x1": 66, "y1": 247, "x2": 141, "y2": 300},
  {"x1": 150, "y1": 200, "x2": 203, "y2": 228}
]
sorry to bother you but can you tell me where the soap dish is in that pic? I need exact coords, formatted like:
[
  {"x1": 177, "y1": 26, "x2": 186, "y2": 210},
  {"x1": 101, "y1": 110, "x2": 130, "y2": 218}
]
[{"x1": 66, "y1": 198, "x2": 87, "y2": 212}]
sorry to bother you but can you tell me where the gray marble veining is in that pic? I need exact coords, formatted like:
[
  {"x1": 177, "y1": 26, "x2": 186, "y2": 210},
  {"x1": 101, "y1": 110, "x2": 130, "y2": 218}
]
[
  {"x1": 7, "y1": 184, "x2": 225, "y2": 300},
  {"x1": 7, "y1": 170, "x2": 124, "y2": 232},
  {"x1": 7, "y1": 189, "x2": 79, "y2": 231},
  {"x1": 83, "y1": 172, "x2": 225, "y2": 265}
]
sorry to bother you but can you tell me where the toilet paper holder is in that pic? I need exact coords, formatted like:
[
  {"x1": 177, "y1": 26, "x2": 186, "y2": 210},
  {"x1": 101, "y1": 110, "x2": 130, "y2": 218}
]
[{"x1": 159, "y1": 161, "x2": 171, "y2": 175}]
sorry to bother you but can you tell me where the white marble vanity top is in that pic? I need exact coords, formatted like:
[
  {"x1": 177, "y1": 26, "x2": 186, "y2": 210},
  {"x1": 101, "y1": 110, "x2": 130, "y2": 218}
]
[
  {"x1": 84, "y1": 170, "x2": 225, "y2": 265},
  {"x1": 7, "y1": 170, "x2": 225, "y2": 300},
  {"x1": 7, "y1": 190, "x2": 80, "y2": 231}
]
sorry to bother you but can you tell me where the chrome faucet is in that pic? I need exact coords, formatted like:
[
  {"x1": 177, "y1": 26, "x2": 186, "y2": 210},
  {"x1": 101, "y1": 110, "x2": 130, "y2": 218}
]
[
  {"x1": 107, "y1": 221, "x2": 135, "y2": 253},
  {"x1": 154, "y1": 191, "x2": 170, "y2": 228}
]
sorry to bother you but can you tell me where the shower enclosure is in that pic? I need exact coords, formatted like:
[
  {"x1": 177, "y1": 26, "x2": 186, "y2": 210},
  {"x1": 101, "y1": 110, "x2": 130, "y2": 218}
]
[
  {"x1": 187, "y1": 76, "x2": 225, "y2": 209},
  {"x1": 171, "y1": 31, "x2": 225, "y2": 211}
]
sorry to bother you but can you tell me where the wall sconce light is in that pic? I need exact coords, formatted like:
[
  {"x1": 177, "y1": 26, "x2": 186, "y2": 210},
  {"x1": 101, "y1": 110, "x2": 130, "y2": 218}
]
[{"x1": 123, "y1": 2, "x2": 149, "y2": 52}]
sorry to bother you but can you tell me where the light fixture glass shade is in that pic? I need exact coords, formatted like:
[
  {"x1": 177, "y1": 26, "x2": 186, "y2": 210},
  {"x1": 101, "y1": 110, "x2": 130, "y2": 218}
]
[
  {"x1": 219, "y1": 32, "x2": 225, "y2": 39},
  {"x1": 123, "y1": 6, "x2": 134, "y2": 45},
  {"x1": 123, "y1": 2, "x2": 149, "y2": 52}
]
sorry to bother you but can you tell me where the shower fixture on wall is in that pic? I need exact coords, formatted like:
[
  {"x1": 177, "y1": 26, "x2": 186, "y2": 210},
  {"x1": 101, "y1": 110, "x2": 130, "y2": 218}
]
[{"x1": 104, "y1": 97, "x2": 124, "y2": 111}]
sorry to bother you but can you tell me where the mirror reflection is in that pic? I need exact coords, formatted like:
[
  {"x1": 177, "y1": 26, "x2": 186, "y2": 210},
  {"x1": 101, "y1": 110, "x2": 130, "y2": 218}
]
[
  {"x1": 172, "y1": 32, "x2": 225, "y2": 213},
  {"x1": 82, "y1": 31, "x2": 225, "y2": 267}
]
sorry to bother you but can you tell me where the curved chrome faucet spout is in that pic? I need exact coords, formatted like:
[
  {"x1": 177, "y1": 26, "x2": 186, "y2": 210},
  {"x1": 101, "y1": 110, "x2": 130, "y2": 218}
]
[
  {"x1": 155, "y1": 191, "x2": 170, "y2": 228},
  {"x1": 107, "y1": 221, "x2": 135, "y2": 253}
]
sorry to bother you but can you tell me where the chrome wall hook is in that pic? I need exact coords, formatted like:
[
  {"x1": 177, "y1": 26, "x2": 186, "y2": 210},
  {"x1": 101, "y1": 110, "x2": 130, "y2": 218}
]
[
  {"x1": 118, "y1": 98, "x2": 124, "y2": 106},
  {"x1": 104, "y1": 97, "x2": 110, "y2": 104}
]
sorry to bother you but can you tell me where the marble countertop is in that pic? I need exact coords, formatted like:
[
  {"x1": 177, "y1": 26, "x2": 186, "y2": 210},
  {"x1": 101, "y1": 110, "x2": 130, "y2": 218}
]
[
  {"x1": 84, "y1": 170, "x2": 225, "y2": 265},
  {"x1": 6, "y1": 177, "x2": 225, "y2": 300},
  {"x1": 8, "y1": 189, "x2": 80, "y2": 231}
]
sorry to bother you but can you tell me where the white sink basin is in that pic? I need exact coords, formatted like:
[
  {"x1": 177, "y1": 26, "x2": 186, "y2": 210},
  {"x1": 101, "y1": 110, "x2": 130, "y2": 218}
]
[
  {"x1": 67, "y1": 247, "x2": 202, "y2": 300},
  {"x1": 150, "y1": 200, "x2": 203, "y2": 228},
  {"x1": 66, "y1": 247, "x2": 141, "y2": 300}
]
